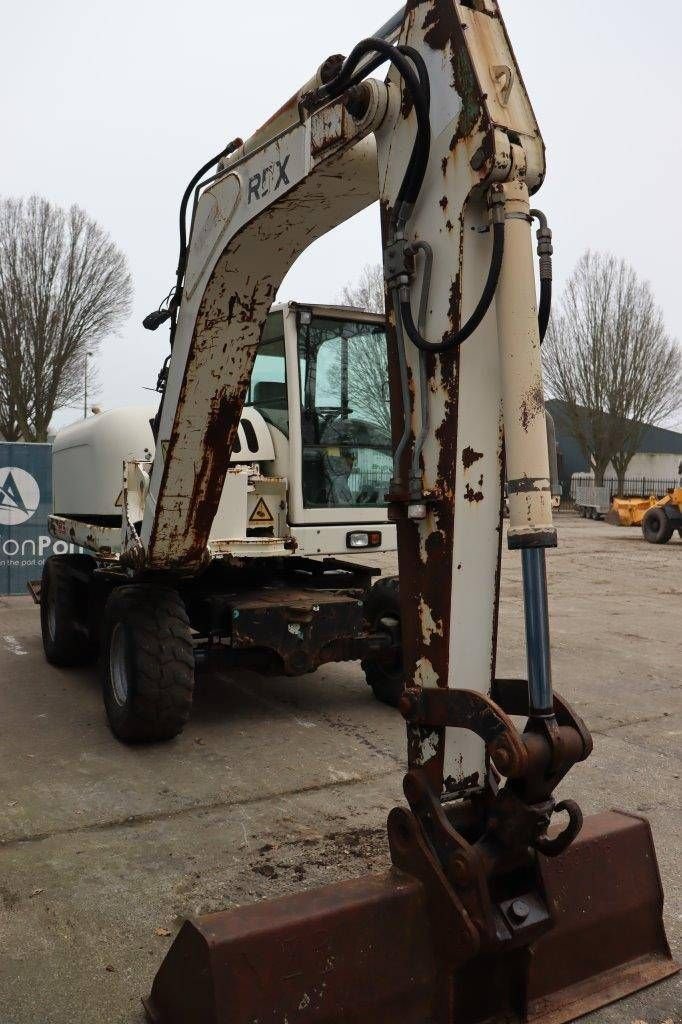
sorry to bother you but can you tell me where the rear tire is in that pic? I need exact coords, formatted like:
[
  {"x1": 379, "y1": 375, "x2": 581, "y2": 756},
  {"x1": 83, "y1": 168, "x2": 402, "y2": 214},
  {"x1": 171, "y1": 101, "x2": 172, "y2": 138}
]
[
  {"x1": 101, "y1": 585, "x2": 195, "y2": 743},
  {"x1": 362, "y1": 576, "x2": 404, "y2": 708},
  {"x1": 40, "y1": 555, "x2": 97, "y2": 666},
  {"x1": 642, "y1": 508, "x2": 673, "y2": 545}
]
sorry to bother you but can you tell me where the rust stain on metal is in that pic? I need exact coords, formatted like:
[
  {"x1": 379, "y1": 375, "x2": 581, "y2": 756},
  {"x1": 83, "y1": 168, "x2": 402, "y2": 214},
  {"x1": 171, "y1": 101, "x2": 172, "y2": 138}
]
[
  {"x1": 464, "y1": 484, "x2": 484, "y2": 504},
  {"x1": 490, "y1": 427, "x2": 505, "y2": 680},
  {"x1": 152, "y1": 262, "x2": 276, "y2": 567},
  {"x1": 445, "y1": 770, "x2": 480, "y2": 794},
  {"x1": 421, "y1": 0, "x2": 483, "y2": 148},
  {"x1": 401, "y1": 82, "x2": 415, "y2": 120},
  {"x1": 439, "y1": 195, "x2": 448, "y2": 211},
  {"x1": 188, "y1": 391, "x2": 248, "y2": 548},
  {"x1": 519, "y1": 381, "x2": 544, "y2": 433},
  {"x1": 446, "y1": 276, "x2": 462, "y2": 342},
  {"x1": 462, "y1": 446, "x2": 484, "y2": 470}
]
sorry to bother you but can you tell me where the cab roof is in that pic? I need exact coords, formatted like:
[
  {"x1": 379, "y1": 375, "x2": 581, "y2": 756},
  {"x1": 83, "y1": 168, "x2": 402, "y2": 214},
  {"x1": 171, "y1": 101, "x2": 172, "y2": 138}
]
[{"x1": 269, "y1": 301, "x2": 385, "y2": 325}]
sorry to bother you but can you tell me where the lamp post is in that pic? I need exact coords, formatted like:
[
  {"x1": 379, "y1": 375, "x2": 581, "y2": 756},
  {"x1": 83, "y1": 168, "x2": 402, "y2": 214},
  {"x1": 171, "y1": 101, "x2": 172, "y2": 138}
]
[{"x1": 84, "y1": 350, "x2": 94, "y2": 419}]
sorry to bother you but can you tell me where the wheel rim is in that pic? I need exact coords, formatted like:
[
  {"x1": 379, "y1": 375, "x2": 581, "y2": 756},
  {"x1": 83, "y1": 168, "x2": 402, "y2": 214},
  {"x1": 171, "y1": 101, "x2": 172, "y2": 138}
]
[
  {"x1": 109, "y1": 623, "x2": 130, "y2": 706},
  {"x1": 46, "y1": 586, "x2": 57, "y2": 642}
]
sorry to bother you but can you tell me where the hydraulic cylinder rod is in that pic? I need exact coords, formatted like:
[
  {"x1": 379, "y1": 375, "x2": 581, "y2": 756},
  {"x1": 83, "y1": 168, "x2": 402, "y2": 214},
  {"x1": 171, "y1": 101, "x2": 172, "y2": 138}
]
[{"x1": 521, "y1": 548, "x2": 553, "y2": 715}]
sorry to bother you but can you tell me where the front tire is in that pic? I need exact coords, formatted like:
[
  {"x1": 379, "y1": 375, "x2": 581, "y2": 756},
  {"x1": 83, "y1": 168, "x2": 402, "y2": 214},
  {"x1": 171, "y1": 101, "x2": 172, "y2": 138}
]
[
  {"x1": 642, "y1": 508, "x2": 673, "y2": 545},
  {"x1": 362, "y1": 576, "x2": 404, "y2": 708},
  {"x1": 101, "y1": 585, "x2": 195, "y2": 743},
  {"x1": 40, "y1": 555, "x2": 97, "y2": 666}
]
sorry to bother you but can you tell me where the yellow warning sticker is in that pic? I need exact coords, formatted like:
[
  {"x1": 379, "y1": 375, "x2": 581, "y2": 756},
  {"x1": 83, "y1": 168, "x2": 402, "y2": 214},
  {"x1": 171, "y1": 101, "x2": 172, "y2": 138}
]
[{"x1": 249, "y1": 497, "x2": 274, "y2": 524}]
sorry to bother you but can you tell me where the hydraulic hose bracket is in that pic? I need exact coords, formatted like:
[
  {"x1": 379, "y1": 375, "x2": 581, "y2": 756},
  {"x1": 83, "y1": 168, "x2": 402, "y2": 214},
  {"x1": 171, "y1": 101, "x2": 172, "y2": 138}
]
[{"x1": 383, "y1": 236, "x2": 415, "y2": 291}]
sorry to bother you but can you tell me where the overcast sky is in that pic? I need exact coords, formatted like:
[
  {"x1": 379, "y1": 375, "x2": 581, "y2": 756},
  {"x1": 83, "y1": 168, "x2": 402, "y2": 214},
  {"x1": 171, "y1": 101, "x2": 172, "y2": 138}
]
[{"x1": 3, "y1": 1, "x2": 681, "y2": 429}]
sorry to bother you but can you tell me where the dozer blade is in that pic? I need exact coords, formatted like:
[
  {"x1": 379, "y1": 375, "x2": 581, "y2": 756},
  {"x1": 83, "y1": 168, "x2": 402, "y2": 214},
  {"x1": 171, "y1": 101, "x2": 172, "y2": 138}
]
[
  {"x1": 145, "y1": 811, "x2": 678, "y2": 1024},
  {"x1": 607, "y1": 497, "x2": 657, "y2": 527}
]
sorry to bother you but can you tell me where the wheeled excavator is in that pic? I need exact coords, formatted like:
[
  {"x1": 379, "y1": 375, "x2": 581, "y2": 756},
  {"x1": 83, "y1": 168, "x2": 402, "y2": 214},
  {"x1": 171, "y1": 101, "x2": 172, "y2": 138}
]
[{"x1": 39, "y1": 2, "x2": 678, "y2": 1021}]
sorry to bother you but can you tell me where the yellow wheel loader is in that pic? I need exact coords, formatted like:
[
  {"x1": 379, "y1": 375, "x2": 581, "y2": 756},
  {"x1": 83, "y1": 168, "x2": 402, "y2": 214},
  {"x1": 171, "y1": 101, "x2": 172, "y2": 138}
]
[{"x1": 609, "y1": 485, "x2": 682, "y2": 543}]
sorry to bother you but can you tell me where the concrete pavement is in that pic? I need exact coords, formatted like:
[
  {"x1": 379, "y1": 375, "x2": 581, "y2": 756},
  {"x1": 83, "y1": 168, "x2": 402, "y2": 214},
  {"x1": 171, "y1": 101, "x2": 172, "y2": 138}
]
[{"x1": 0, "y1": 518, "x2": 679, "y2": 1023}]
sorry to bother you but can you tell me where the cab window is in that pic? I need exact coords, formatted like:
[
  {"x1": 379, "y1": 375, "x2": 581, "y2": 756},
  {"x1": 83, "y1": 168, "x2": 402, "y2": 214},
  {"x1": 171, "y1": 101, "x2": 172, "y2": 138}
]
[
  {"x1": 245, "y1": 311, "x2": 288, "y2": 437},
  {"x1": 298, "y1": 314, "x2": 392, "y2": 508}
]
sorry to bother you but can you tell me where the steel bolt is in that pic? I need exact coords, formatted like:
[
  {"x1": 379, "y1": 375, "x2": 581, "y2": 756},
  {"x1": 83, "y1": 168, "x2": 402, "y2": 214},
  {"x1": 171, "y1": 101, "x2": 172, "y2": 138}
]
[
  {"x1": 491, "y1": 740, "x2": 513, "y2": 775},
  {"x1": 509, "y1": 898, "x2": 530, "y2": 923},
  {"x1": 321, "y1": 53, "x2": 345, "y2": 84},
  {"x1": 450, "y1": 855, "x2": 471, "y2": 887},
  {"x1": 345, "y1": 83, "x2": 372, "y2": 121}
]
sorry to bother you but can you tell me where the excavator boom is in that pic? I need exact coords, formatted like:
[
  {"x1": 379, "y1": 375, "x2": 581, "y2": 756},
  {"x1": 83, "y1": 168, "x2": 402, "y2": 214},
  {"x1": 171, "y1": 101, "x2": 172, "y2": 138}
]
[{"x1": 143, "y1": 2, "x2": 678, "y2": 1021}]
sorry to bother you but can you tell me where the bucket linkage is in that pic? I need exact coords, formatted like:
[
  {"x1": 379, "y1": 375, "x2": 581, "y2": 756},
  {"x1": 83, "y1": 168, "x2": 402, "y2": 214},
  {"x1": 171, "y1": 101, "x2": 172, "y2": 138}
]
[{"x1": 145, "y1": 676, "x2": 678, "y2": 1024}]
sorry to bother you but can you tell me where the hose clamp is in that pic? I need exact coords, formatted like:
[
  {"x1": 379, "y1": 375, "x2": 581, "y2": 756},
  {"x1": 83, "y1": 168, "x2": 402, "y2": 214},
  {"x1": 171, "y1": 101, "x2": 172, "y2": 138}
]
[
  {"x1": 488, "y1": 188, "x2": 506, "y2": 225},
  {"x1": 505, "y1": 211, "x2": 532, "y2": 223}
]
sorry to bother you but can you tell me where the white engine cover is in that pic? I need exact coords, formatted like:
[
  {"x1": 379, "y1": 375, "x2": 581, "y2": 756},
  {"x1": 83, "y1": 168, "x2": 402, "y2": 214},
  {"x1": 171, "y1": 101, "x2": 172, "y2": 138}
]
[{"x1": 52, "y1": 406, "x2": 276, "y2": 519}]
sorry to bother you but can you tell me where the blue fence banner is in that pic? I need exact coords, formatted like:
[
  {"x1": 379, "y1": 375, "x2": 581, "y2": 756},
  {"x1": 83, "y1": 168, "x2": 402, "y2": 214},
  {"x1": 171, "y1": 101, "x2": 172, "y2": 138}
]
[{"x1": 0, "y1": 442, "x2": 69, "y2": 596}]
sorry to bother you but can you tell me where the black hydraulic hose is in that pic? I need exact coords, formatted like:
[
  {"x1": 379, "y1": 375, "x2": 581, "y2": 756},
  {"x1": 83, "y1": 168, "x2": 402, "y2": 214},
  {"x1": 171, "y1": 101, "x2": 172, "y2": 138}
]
[
  {"x1": 177, "y1": 145, "x2": 238, "y2": 275},
  {"x1": 395, "y1": 45, "x2": 431, "y2": 222},
  {"x1": 175, "y1": 138, "x2": 243, "y2": 299},
  {"x1": 143, "y1": 137, "x2": 242, "y2": 333},
  {"x1": 538, "y1": 278, "x2": 552, "y2": 343},
  {"x1": 318, "y1": 37, "x2": 431, "y2": 225},
  {"x1": 530, "y1": 209, "x2": 553, "y2": 344},
  {"x1": 401, "y1": 221, "x2": 505, "y2": 353}
]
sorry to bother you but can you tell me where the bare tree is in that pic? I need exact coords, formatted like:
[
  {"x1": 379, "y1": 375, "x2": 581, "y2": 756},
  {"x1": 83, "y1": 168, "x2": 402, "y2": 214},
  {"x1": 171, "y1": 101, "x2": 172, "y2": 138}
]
[
  {"x1": 340, "y1": 262, "x2": 385, "y2": 315},
  {"x1": 0, "y1": 196, "x2": 132, "y2": 441},
  {"x1": 0, "y1": 360, "x2": 21, "y2": 441},
  {"x1": 543, "y1": 252, "x2": 681, "y2": 490},
  {"x1": 335, "y1": 264, "x2": 390, "y2": 437}
]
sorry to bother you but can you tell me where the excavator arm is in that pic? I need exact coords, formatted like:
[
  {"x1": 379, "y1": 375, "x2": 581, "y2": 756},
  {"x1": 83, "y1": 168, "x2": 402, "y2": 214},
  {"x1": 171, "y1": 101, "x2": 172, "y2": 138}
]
[
  {"x1": 143, "y1": 3, "x2": 678, "y2": 1022},
  {"x1": 137, "y1": 0, "x2": 554, "y2": 799}
]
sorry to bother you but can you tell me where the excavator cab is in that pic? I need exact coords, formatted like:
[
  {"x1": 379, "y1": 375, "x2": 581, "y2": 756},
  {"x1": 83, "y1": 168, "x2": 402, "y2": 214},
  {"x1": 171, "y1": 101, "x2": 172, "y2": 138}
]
[{"x1": 242, "y1": 304, "x2": 393, "y2": 513}]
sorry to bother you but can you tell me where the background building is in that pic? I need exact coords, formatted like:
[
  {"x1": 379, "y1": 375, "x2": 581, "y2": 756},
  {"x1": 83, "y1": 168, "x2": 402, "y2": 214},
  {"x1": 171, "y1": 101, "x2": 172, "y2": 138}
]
[{"x1": 547, "y1": 399, "x2": 682, "y2": 496}]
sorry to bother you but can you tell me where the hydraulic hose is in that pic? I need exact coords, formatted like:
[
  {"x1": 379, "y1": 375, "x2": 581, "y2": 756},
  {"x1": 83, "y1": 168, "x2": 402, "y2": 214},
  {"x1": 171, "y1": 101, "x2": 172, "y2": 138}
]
[
  {"x1": 316, "y1": 37, "x2": 431, "y2": 228},
  {"x1": 316, "y1": 36, "x2": 431, "y2": 491},
  {"x1": 143, "y1": 137, "x2": 242, "y2": 334},
  {"x1": 400, "y1": 220, "x2": 505, "y2": 353},
  {"x1": 538, "y1": 278, "x2": 552, "y2": 343},
  {"x1": 177, "y1": 144, "x2": 241, "y2": 277},
  {"x1": 530, "y1": 209, "x2": 553, "y2": 343}
]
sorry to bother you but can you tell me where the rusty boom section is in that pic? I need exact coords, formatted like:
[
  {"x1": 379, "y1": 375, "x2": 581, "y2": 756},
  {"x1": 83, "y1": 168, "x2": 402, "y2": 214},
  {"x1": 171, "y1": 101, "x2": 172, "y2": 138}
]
[{"x1": 144, "y1": 2, "x2": 678, "y2": 1022}]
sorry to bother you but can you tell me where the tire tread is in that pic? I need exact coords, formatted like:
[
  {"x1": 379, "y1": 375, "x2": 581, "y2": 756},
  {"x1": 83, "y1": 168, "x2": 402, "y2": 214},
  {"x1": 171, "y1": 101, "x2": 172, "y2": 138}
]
[
  {"x1": 361, "y1": 576, "x2": 404, "y2": 708},
  {"x1": 102, "y1": 586, "x2": 194, "y2": 743}
]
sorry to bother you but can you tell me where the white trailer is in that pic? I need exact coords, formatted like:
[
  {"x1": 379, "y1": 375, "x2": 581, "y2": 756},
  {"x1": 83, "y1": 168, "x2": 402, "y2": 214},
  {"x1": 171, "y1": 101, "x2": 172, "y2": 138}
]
[{"x1": 573, "y1": 482, "x2": 613, "y2": 520}]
